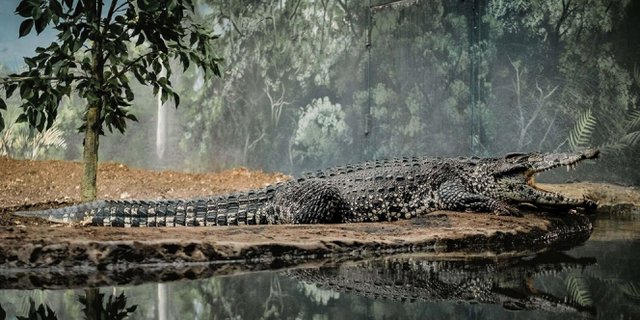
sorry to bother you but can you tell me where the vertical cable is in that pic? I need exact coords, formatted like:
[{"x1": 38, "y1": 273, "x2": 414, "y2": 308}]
[
  {"x1": 469, "y1": 0, "x2": 480, "y2": 154},
  {"x1": 365, "y1": 0, "x2": 373, "y2": 159}
]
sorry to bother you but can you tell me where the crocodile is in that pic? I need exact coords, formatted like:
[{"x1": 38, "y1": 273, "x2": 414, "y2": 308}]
[
  {"x1": 287, "y1": 251, "x2": 598, "y2": 314},
  {"x1": 16, "y1": 149, "x2": 599, "y2": 226}
]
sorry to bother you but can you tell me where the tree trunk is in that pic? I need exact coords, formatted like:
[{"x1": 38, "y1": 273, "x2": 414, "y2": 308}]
[
  {"x1": 82, "y1": 288, "x2": 101, "y2": 319},
  {"x1": 81, "y1": 105, "x2": 100, "y2": 201},
  {"x1": 82, "y1": 0, "x2": 102, "y2": 202}
]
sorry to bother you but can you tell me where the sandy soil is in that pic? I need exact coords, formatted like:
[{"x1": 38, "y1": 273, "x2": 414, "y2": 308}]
[{"x1": 0, "y1": 156, "x2": 289, "y2": 226}]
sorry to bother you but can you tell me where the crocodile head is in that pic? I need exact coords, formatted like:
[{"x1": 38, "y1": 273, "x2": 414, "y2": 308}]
[{"x1": 485, "y1": 149, "x2": 600, "y2": 210}]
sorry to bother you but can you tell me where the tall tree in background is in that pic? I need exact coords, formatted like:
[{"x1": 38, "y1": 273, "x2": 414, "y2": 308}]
[{"x1": 0, "y1": 0, "x2": 221, "y2": 200}]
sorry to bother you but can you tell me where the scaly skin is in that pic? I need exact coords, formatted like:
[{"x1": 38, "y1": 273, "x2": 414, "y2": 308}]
[
  {"x1": 286, "y1": 251, "x2": 597, "y2": 314},
  {"x1": 15, "y1": 149, "x2": 599, "y2": 226}
]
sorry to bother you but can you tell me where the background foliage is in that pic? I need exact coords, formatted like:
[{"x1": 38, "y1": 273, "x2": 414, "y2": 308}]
[{"x1": 1, "y1": 0, "x2": 639, "y2": 183}]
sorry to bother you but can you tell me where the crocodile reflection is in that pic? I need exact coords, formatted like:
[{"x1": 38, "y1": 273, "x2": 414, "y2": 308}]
[{"x1": 287, "y1": 251, "x2": 597, "y2": 314}]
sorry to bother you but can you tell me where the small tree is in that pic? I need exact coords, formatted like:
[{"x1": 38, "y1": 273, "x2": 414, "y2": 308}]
[{"x1": 0, "y1": 0, "x2": 221, "y2": 201}]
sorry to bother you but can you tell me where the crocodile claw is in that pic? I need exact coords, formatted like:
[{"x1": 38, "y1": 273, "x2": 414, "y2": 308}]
[
  {"x1": 494, "y1": 204, "x2": 523, "y2": 217},
  {"x1": 582, "y1": 197, "x2": 598, "y2": 212}
]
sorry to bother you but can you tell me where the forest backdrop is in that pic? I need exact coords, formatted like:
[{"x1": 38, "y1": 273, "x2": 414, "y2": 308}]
[{"x1": 1, "y1": 0, "x2": 639, "y2": 183}]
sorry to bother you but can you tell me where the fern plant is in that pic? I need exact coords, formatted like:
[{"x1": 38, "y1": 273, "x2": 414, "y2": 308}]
[
  {"x1": 16, "y1": 299, "x2": 57, "y2": 320},
  {"x1": 597, "y1": 109, "x2": 640, "y2": 154},
  {"x1": 621, "y1": 281, "x2": 640, "y2": 301},
  {"x1": 0, "y1": 121, "x2": 67, "y2": 160},
  {"x1": 626, "y1": 110, "x2": 640, "y2": 131},
  {"x1": 565, "y1": 275, "x2": 594, "y2": 307},
  {"x1": 568, "y1": 109, "x2": 597, "y2": 151},
  {"x1": 620, "y1": 110, "x2": 640, "y2": 147}
]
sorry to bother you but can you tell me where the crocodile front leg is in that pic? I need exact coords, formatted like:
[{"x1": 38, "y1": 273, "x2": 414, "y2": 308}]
[{"x1": 437, "y1": 181, "x2": 522, "y2": 216}]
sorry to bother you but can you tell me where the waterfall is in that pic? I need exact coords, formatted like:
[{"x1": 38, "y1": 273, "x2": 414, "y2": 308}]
[{"x1": 156, "y1": 87, "x2": 167, "y2": 161}]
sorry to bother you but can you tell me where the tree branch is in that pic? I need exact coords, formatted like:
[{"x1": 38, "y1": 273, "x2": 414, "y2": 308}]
[
  {"x1": 289, "y1": 0, "x2": 302, "y2": 20},
  {"x1": 336, "y1": 0, "x2": 358, "y2": 37},
  {"x1": 104, "y1": 0, "x2": 120, "y2": 31},
  {"x1": 220, "y1": 14, "x2": 245, "y2": 36},
  {"x1": 555, "y1": 0, "x2": 574, "y2": 40},
  {"x1": 113, "y1": 1, "x2": 129, "y2": 15},
  {"x1": 0, "y1": 75, "x2": 87, "y2": 85},
  {"x1": 110, "y1": 51, "x2": 158, "y2": 81},
  {"x1": 100, "y1": 0, "x2": 121, "y2": 63}
]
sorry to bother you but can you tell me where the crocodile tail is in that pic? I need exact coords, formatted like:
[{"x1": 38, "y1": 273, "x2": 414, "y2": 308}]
[
  {"x1": 14, "y1": 200, "x2": 109, "y2": 224},
  {"x1": 15, "y1": 184, "x2": 281, "y2": 227}
]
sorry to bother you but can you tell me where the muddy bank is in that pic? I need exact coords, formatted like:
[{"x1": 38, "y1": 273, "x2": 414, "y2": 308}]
[{"x1": 0, "y1": 212, "x2": 592, "y2": 289}]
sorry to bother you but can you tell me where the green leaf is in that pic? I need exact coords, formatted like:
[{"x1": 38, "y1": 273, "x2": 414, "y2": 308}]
[
  {"x1": 565, "y1": 276, "x2": 593, "y2": 307},
  {"x1": 20, "y1": 86, "x2": 34, "y2": 100},
  {"x1": 625, "y1": 110, "x2": 640, "y2": 131},
  {"x1": 6, "y1": 84, "x2": 18, "y2": 97},
  {"x1": 72, "y1": 38, "x2": 83, "y2": 52},
  {"x1": 0, "y1": 298, "x2": 5, "y2": 319},
  {"x1": 135, "y1": 34, "x2": 145, "y2": 46},
  {"x1": 35, "y1": 113, "x2": 44, "y2": 132},
  {"x1": 16, "y1": 113, "x2": 28, "y2": 123},
  {"x1": 186, "y1": 0, "x2": 195, "y2": 11},
  {"x1": 179, "y1": 51, "x2": 189, "y2": 71},
  {"x1": 125, "y1": 114, "x2": 138, "y2": 122},
  {"x1": 152, "y1": 60, "x2": 161, "y2": 74},
  {"x1": 167, "y1": 0, "x2": 178, "y2": 11},
  {"x1": 131, "y1": 66, "x2": 144, "y2": 84},
  {"x1": 49, "y1": 0, "x2": 63, "y2": 16},
  {"x1": 32, "y1": 3, "x2": 42, "y2": 20},
  {"x1": 173, "y1": 92, "x2": 180, "y2": 107},
  {"x1": 569, "y1": 109, "x2": 597, "y2": 151},
  {"x1": 59, "y1": 28, "x2": 71, "y2": 41},
  {"x1": 24, "y1": 57, "x2": 37, "y2": 68},
  {"x1": 124, "y1": 86, "x2": 134, "y2": 101},
  {"x1": 621, "y1": 131, "x2": 640, "y2": 146},
  {"x1": 161, "y1": 88, "x2": 169, "y2": 104},
  {"x1": 15, "y1": 1, "x2": 33, "y2": 18},
  {"x1": 72, "y1": 0, "x2": 84, "y2": 18},
  {"x1": 35, "y1": 16, "x2": 49, "y2": 34},
  {"x1": 19, "y1": 19, "x2": 35, "y2": 37},
  {"x1": 621, "y1": 282, "x2": 640, "y2": 301}
]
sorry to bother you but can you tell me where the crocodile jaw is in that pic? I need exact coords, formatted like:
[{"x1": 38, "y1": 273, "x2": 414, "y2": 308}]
[
  {"x1": 524, "y1": 149, "x2": 599, "y2": 189},
  {"x1": 526, "y1": 149, "x2": 599, "y2": 176},
  {"x1": 497, "y1": 149, "x2": 599, "y2": 209}
]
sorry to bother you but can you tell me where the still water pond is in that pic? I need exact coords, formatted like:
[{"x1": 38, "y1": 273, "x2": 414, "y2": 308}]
[{"x1": 1, "y1": 214, "x2": 639, "y2": 320}]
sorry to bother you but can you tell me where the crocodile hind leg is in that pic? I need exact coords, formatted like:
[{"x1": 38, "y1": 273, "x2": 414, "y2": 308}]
[
  {"x1": 269, "y1": 179, "x2": 350, "y2": 224},
  {"x1": 437, "y1": 181, "x2": 522, "y2": 216}
]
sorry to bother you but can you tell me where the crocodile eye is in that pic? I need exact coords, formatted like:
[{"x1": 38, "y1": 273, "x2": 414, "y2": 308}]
[
  {"x1": 495, "y1": 163, "x2": 528, "y2": 176},
  {"x1": 504, "y1": 152, "x2": 526, "y2": 160}
]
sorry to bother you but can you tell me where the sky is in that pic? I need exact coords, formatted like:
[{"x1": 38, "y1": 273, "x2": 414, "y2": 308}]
[{"x1": 0, "y1": 0, "x2": 56, "y2": 71}]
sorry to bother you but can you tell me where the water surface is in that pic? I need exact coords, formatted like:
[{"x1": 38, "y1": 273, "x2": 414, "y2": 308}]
[{"x1": 1, "y1": 214, "x2": 639, "y2": 319}]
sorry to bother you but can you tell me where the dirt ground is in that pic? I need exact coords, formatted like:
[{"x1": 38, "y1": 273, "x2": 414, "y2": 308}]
[{"x1": 0, "y1": 156, "x2": 290, "y2": 226}]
